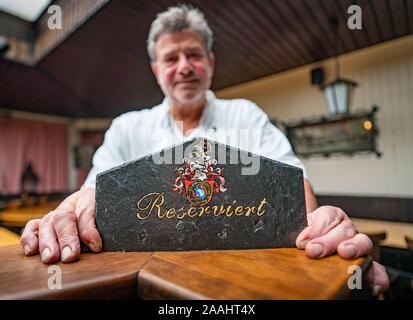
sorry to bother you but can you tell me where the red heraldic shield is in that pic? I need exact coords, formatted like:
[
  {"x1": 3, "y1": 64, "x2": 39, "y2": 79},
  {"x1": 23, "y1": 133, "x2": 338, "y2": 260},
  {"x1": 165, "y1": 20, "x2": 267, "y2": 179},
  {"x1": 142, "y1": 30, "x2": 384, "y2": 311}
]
[{"x1": 184, "y1": 179, "x2": 215, "y2": 206}]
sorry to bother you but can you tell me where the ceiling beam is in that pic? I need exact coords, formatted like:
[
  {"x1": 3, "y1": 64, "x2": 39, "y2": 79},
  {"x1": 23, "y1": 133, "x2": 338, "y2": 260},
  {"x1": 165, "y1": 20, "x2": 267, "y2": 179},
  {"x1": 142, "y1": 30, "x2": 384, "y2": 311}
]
[
  {"x1": 0, "y1": 0, "x2": 110, "y2": 66},
  {"x1": 0, "y1": 11, "x2": 33, "y2": 41}
]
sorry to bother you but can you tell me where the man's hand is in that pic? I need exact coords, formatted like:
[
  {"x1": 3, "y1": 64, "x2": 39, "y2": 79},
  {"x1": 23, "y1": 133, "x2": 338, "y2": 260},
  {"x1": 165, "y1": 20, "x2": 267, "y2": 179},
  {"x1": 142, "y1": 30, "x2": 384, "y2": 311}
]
[
  {"x1": 20, "y1": 187, "x2": 102, "y2": 263},
  {"x1": 296, "y1": 205, "x2": 390, "y2": 295},
  {"x1": 296, "y1": 206, "x2": 371, "y2": 259}
]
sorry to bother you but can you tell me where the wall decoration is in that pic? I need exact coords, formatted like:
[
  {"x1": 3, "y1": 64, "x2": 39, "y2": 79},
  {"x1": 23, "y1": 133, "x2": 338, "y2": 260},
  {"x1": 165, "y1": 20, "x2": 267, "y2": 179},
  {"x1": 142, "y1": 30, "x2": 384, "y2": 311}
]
[{"x1": 283, "y1": 106, "x2": 380, "y2": 158}]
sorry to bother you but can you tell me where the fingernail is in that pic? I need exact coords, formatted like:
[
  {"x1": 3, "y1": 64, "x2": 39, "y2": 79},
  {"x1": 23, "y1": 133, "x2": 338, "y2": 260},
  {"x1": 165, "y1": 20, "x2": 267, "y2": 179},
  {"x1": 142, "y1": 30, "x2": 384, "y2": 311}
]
[
  {"x1": 41, "y1": 248, "x2": 51, "y2": 262},
  {"x1": 372, "y1": 285, "x2": 382, "y2": 296},
  {"x1": 88, "y1": 241, "x2": 100, "y2": 252},
  {"x1": 345, "y1": 245, "x2": 357, "y2": 258},
  {"x1": 24, "y1": 245, "x2": 31, "y2": 255},
  {"x1": 298, "y1": 239, "x2": 309, "y2": 249},
  {"x1": 309, "y1": 243, "x2": 324, "y2": 258},
  {"x1": 61, "y1": 246, "x2": 72, "y2": 262}
]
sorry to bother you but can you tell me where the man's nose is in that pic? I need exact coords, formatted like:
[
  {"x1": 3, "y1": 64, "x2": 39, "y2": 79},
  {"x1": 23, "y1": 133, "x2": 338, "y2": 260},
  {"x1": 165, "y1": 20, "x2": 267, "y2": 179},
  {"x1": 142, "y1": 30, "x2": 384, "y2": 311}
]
[{"x1": 176, "y1": 55, "x2": 193, "y2": 74}]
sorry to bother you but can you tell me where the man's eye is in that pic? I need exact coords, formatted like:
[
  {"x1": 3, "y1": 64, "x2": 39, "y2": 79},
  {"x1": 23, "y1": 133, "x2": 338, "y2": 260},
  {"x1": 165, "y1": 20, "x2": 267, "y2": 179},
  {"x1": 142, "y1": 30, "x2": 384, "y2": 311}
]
[
  {"x1": 165, "y1": 57, "x2": 177, "y2": 63},
  {"x1": 188, "y1": 53, "x2": 201, "y2": 59}
]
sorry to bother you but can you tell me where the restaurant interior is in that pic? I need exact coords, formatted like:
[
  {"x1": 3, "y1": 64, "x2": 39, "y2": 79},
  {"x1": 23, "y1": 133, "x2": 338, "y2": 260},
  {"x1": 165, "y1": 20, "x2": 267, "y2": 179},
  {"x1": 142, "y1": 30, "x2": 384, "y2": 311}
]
[{"x1": 0, "y1": 0, "x2": 412, "y2": 300}]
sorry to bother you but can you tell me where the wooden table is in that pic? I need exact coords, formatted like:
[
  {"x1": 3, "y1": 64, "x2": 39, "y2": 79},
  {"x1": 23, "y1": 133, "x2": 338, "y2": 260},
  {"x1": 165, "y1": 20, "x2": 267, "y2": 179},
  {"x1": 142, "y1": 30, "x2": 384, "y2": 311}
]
[
  {"x1": 0, "y1": 245, "x2": 372, "y2": 300},
  {"x1": 0, "y1": 227, "x2": 20, "y2": 246},
  {"x1": 0, "y1": 201, "x2": 61, "y2": 227},
  {"x1": 352, "y1": 218, "x2": 413, "y2": 249}
]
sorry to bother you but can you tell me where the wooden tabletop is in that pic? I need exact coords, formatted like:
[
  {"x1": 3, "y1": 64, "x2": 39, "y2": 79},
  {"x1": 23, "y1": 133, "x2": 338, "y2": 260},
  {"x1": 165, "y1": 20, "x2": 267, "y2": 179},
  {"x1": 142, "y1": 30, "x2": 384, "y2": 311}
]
[
  {"x1": 0, "y1": 244, "x2": 372, "y2": 300},
  {"x1": 0, "y1": 227, "x2": 20, "y2": 246},
  {"x1": 0, "y1": 201, "x2": 61, "y2": 227},
  {"x1": 139, "y1": 249, "x2": 372, "y2": 300},
  {"x1": 0, "y1": 245, "x2": 152, "y2": 300}
]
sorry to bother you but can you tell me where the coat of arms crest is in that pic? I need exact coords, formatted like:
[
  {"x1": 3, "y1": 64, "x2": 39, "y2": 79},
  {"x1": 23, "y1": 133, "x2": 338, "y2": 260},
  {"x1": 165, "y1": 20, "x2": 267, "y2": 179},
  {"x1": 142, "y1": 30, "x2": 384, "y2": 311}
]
[{"x1": 172, "y1": 141, "x2": 227, "y2": 206}]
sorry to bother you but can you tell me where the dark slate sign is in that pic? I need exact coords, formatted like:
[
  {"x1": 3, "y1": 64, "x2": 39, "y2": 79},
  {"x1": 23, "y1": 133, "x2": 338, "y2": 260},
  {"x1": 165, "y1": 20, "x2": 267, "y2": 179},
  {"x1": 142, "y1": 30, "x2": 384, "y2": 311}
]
[{"x1": 95, "y1": 138, "x2": 307, "y2": 251}]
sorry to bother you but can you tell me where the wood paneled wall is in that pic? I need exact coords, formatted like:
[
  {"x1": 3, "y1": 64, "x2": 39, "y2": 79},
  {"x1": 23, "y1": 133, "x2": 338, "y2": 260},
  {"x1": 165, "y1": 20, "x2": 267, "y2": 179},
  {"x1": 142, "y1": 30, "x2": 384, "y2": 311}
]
[{"x1": 317, "y1": 195, "x2": 413, "y2": 223}]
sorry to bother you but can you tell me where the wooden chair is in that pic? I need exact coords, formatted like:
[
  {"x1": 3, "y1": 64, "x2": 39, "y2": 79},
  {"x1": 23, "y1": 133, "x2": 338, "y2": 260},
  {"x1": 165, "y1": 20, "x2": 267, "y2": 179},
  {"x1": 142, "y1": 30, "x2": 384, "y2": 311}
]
[
  {"x1": 366, "y1": 231, "x2": 387, "y2": 261},
  {"x1": 405, "y1": 236, "x2": 413, "y2": 251},
  {"x1": 4, "y1": 198, "x2": 22, "y2": 210},
  {"x1": 0, "y1": 227, "x2": 20, "y2": 247}
]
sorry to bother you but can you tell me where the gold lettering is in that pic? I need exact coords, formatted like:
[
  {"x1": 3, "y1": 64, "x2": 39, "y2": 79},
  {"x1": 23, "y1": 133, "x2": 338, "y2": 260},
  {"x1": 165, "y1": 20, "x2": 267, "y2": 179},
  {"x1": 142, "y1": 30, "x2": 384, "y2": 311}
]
[
  {"x1": 234, "y1": 206, "x2": 244, "y2": 216},
  {"x1": 225, "y1": 204, "x2": 233, "y2": 216},
  {"x1": 257, "y1": 198, "x2": 268, "y2": 216},
  {"x1": 176, "y1": 206, "x2": 186, "y2": 219},
  {"x1": 211, "y1": 205, "x2": 218, "y2": 216},
  {"x1": 198, "y1": 206, "x2": 205, "y2": 217},
  {"x1": 187, "y1": 207, "x2": 197, "y2": 218},
  {"x1": 213, "y1": 205, "x2": 225, "y2": 216},
  {"x1": 244, "y1": 206, "x2": 256, "y2": 217},
  {"x1": 165, "y1": 207, "x2": 176, "y2": 219},
  {"x1": 137, "y1": 194, "x2": 154, "y2": 211},
  {"x1": 137, "y1": 192, "x2": 165, "y2": 220},
  {"x1": 136, "y1": 194, "x2": 268, "y2": 220}
]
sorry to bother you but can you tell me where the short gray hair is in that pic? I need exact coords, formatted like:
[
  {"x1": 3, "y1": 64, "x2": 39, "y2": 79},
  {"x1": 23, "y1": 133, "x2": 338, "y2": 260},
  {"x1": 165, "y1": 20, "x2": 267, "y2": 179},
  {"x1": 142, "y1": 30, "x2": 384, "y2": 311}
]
[{"x1": 147, "y1": 5, "x2": 213, "y2": 63}]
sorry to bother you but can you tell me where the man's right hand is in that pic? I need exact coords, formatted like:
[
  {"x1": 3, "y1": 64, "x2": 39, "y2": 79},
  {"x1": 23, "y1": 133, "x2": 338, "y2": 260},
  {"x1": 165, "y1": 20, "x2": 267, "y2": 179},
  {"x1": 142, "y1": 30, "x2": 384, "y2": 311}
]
[{"x1": 20, "y1": 187, "x2": 102, "y2": 263}]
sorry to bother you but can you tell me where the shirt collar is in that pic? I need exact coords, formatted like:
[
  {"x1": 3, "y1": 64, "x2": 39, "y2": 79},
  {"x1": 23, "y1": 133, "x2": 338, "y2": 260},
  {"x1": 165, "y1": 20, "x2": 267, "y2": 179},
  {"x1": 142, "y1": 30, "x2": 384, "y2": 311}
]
[
  {"x1": 161, "y1": 89, "x2": 216, "y2": 107},
  {"x1": 161, "y1": 90, "x2": 216, "y2": 135}
]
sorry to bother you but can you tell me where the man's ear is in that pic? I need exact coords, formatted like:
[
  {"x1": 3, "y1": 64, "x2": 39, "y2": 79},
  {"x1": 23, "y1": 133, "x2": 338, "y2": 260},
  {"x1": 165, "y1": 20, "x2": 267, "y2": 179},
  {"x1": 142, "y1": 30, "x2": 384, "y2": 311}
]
[
  {"x1": 151, "y1": 63, "x2": 160, "y2": 84},
  {"x1": 208, "y1": 52, "x2": 215, "y2": 77}
]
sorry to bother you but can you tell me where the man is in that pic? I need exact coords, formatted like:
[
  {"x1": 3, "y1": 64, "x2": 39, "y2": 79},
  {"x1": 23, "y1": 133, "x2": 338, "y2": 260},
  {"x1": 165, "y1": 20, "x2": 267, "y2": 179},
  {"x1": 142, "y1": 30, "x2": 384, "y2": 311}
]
[{"x1": 20, "y1": 5, "x2": 389, "y2": 295}]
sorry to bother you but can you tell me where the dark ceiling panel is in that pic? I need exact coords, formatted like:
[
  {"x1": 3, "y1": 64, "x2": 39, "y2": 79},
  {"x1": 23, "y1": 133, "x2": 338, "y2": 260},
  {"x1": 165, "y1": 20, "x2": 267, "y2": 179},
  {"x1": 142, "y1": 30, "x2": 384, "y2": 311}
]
[
  {"x1": 355, "y1": 0, "x2": 381, "y2": 44},
  {"x1": 38, "y1": 0, "x2": 164, "y2": 116},
  {"x1": 0, "y1": 0, "x2": 411, "y2": 118},
  {"x1": 340, "y1": 0, "x2": 369, "y2": 48},
  {"x1": 370, "y1": 0, "x2": 395, "y2": 41},
  {"x1": 274, "y1": 0, "x2": 325, "y2": 61},
  {"x1": 288, "y1": 0, "x2": 336, "y2": 57},
  {"x1": 388, "y1": 0, "x2": 409, "y2": 37},
  {"x1": 240, "y1": 0, "x2": 299, "y2": 67},
  {"x1": 220, "y1": 0, "x2": 285, "y2": 70},
  {"x1": 322, "y1": 0, "x2": 360, "y2": 51},
  {"x1": 0, "y1": 60, "x2": 88, "y2": 117},
  {"x1": 408, "y1": 0, "x2": 413, "y2": 34},
  {"x1": 264, "y1": 0, "x2": 316, "y2": 64},
  {"x1": 194, "y1": 0, "x2": 280, "y2": 71},
  {"x1": 0, "y1": 11, "x2": 33, "y2": 41}
]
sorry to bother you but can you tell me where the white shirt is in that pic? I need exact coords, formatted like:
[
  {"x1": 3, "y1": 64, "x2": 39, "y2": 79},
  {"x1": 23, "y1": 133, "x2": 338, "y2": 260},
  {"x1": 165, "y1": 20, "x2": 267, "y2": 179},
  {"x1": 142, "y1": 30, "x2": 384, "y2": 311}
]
[{"x1": 82, "y1": 91, "x2": 307, "y2": 188}]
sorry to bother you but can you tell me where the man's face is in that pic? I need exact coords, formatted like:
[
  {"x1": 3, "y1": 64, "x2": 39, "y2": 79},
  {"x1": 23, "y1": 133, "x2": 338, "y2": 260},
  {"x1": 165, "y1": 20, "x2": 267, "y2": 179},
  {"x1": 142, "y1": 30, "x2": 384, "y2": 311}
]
[{"x1": 151, "y1": 29, "x2": 214, "y2": 105}]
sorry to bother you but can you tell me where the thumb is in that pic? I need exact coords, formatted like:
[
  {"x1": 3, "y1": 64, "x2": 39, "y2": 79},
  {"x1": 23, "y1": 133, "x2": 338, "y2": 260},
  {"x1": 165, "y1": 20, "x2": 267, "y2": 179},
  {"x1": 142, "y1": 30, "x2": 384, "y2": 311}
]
[
  {"x1": 75, "y1": 188, "x2": 102, "y2": 252},
  {"x1": 296, "y1": 225, "x2": 311, "y2": 249}
]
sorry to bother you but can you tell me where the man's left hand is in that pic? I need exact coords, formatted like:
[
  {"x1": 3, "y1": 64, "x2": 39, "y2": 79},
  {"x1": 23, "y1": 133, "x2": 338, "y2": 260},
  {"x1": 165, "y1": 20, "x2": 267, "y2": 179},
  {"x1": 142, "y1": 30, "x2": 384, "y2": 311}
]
[{"x1": 295, "y1": 205, "x2": 390, "y2": 295}]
